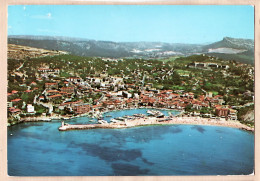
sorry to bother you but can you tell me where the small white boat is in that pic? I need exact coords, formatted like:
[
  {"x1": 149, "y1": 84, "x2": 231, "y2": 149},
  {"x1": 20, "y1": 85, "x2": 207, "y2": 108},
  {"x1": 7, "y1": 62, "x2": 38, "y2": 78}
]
[
  {"x1": 98, "y1": 120, "x2": 108, "y2": 124},
  {"x1": 110, "y1": 119, "x2": 119, "y2": 123},
  {"x1": 115, "y1": 117, "x2": 126, "y2": 121},
  {"x1": 133, "y1": 114, "x2": 145, "y2": 118},
  {"x1": 147, "y1": 110, "x2": 164, "y2": 117}
]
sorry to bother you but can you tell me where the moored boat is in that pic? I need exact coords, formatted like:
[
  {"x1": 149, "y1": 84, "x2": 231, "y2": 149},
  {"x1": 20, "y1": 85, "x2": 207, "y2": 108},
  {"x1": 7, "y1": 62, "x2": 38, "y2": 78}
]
[
  {"x1": 133, "y1": 114, "x2": 145, "y2": 118},
  {"x1": 98, "y1": 120, "x2": 108, "y2": 124},
  {"x1": 147, "y1": 110, "x2": 164, "y2": 118}
]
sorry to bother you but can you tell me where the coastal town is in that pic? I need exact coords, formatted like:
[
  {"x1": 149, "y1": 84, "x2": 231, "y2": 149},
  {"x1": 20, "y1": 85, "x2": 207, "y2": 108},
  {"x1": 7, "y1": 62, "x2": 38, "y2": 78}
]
[{"x1": 7, "y1": 44, "x2": 254, "y2": 130}]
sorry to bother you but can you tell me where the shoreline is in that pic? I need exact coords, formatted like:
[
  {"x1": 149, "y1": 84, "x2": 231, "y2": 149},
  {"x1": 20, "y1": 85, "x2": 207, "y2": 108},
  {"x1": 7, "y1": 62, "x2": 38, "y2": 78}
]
[
  {"x1": 8, "y1": 107, "x2": 253, "y2": 132},
  {"x1": 58, "y1": 116, "x2": 254, "y2": 132}
]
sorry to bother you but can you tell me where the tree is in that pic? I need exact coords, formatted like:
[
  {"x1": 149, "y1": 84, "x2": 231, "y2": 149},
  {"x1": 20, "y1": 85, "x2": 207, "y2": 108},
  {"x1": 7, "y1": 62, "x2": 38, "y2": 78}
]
[
  {"x1": 185, "y1": 104, "x2": 193, "y2": 112},
  {"x1": 171, "y1": 71, "x2": 181, "y2": 85}
]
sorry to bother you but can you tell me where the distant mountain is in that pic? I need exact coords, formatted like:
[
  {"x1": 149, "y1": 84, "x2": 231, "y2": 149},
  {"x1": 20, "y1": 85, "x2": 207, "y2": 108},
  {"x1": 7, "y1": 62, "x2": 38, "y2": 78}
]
[
  {"x1": 203, "y1": 37, "x2": 254, "y2": 64},
  {"x1": 8, "y1": 35, "x2": 254, "y2": 64},
  {"x1": 204, "y1": 37, "x2": 254, "y2": 50}
]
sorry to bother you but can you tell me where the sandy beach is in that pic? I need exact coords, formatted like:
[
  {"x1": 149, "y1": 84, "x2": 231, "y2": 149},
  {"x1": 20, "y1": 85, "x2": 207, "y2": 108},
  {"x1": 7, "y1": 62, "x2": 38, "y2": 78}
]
[{"x1": 59, "y1": 116, "x2": 254, "y2": 132}]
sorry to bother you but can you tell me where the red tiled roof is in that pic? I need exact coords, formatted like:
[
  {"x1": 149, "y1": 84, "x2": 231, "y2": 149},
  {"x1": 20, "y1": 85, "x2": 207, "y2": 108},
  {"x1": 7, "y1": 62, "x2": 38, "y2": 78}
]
[
  {"x1": 11, "y1": 90, "x2": 18, "y2": 94},
  {"x1": 73, "y1": 100, "x2": 83, "y2": 104},
  {"x1": 61, "y1": 87, "x2": 74, "y2": 90},
  {"x1": 45, "y1": 82, "x2": 57, "y2": 85},
  {"x1": 38, "y1": 68, "x2": 51, "y2": 70},
  {"x1": 93, "y1": 104, "x2": 102, "y2": 108},
  {"x1": 59, "y1": 91, "x2": 68, "y2": 94},
  {"x1": 126, "y1": 99, "x2": 133, "y2": 103},
  {"x1": 215, "y1": 105, "x2": 222, "y2": 108},
  {"x1": 11, "y1": 98, "x2": 22, "y2": 102},
  {"x1": 48, "y1": 94, "x2": 62, "y2": 98},
  {"x1": 47, "y1": 90, "x2": 59, "y2": 93},
  {"x1": 216, "y1": 107, "x2": 229, "y2": 111},
  {"x1": 114, "y1": 100, "x2": 121, "y2": 103},
  {"x1": 9, "y1": 108, "x2": 21, "y2": 113}
]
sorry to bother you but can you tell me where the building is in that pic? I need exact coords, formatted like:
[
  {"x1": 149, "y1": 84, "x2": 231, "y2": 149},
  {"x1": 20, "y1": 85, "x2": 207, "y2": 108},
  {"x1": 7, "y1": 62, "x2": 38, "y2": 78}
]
[
  {"x1": 45, "y1": 82, "x2": 58, "y2": 89},
  {"x1": 7, "y1": 102, "x2": 13, "y2": 108},
  {"x1": 9, "y1": 107, "x2": 21, "y2": 114},
  {"x1": 73, "y1": 103, "x2": 91, "y2": 114},
  {"x1": 61, "y1": 86, "x2": 75, "y2": 94},
  {"x1": 27, "y1": 104, "x2": 35, "y2": 113},
  {"x1": 215, "y1": 108, "x2": 229, "y2": 117},
  {"x1": 122, "y1": 91, "x2": 132, "y2": 98}
]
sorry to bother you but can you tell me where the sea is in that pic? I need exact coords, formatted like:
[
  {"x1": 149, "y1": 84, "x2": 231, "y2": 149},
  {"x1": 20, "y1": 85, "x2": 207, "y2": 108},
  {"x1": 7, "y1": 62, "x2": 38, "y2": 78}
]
[{"x1": 7, "y1": 108, "x2": 254, "y2": 176}]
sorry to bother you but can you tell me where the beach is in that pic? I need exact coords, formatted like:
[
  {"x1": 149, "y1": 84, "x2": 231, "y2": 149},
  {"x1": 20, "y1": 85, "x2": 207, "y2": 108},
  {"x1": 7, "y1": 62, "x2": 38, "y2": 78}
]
[{"x1": 58, "y1": 116, "x2": 254, "y2": 132}]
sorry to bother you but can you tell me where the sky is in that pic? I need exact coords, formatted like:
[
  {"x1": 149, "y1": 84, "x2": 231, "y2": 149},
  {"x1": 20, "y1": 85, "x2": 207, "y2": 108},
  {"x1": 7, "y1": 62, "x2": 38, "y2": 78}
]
[{"x1": 8, "y1": 5, "x2": 254, "y2": 44}]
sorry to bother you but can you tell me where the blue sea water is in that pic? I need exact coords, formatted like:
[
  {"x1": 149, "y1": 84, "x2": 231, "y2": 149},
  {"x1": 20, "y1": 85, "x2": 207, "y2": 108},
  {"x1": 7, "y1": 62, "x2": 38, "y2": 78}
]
[{"x1": 7, "y1": 109, "x2": 254, "y2": 176}]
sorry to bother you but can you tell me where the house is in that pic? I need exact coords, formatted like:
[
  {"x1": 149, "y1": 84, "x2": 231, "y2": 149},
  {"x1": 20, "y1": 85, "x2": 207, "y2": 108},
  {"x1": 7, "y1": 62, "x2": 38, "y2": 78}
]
[
  {"x1": 38, "y1": 68, "x2": 52, "y2": 73},
  {"x1": 61, "y1": 86, "x2": 75, "y2": 94},
  {"x1": 46, "y1": 90, "x2": 60, "y2": 95},
  {"x1": 73, "y1": 104, "x2": 91, "y2": 114},
  {"x1": 7, "y1": 102, "x2": 13, "y2": 108},
  {"x1": 9, "y1": 107, "x2": 21, "y2": 114},
  {"x1": 54, "y1": 69, "x2": 60, "y2": 73},
  {"x1": 11, "y1": 90, "x2": 18, "y2": 94},
  {"x1": 27, "y1": 104, "x2": 35, "y2": 113},
  {"x1": 122, "y1": 91, "x2": 132, "y2": 98},
  {"x1": 31, "y1": 81, "x2": 37, "y2": 86},
  {"x1": 39, "y1": 96, "x2": 45, "y2": 101},
  {"x1": 67, "y1": 77, "x2": 81, "y2": 83},
  {"x1": 229, "y1": 109, "x2": 237, "y2": 121},
  {"x1": 45, "y1": 82, "x2": 58, "y2": 89},
  {"x1": 11, "y1": 98, "x2": 22, "y2": 103},
  {"x1": 48, "y1": 94, "x2": 62, "y2": 100},
  {"x1": 215, "y1": 107, "x2": 229, "y2": 117},
  {"x1": 206, "y1": 92, "x2": 213, "y2": 98},
  {"x1": 25, "y1": 90, "x2": 33, "y2": 93}
]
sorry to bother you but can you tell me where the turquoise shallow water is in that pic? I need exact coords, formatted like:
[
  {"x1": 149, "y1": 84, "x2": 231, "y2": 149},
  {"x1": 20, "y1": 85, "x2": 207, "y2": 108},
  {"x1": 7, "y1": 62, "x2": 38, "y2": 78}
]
[{"x1": 7, "y1": 108, "x2": 254, "y2": 176}]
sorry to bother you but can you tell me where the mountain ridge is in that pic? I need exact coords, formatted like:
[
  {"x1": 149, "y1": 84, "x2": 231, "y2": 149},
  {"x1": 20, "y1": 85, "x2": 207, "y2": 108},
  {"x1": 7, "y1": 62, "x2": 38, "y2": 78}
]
[{"x1": 8, "y1": 35, "x2": 254, "y2": 64}]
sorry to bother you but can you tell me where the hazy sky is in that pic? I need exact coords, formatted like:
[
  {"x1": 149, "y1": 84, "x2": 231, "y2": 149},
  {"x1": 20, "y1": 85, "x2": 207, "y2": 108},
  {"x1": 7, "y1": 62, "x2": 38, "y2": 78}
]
[{"x1": 8, "y1": 5, "x2": 254, "y2": 44}]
